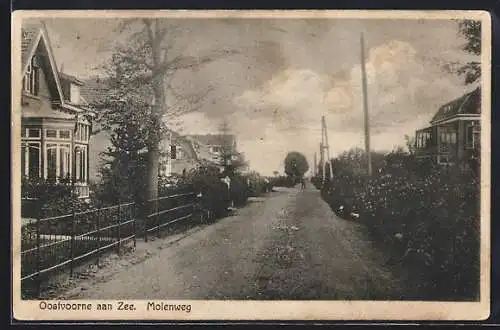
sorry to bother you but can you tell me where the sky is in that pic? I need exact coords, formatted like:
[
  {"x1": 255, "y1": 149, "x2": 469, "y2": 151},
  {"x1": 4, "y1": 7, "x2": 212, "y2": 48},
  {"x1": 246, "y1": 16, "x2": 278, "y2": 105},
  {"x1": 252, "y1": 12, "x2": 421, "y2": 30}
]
[{"x1": 30, "y1": 16, "x2": 480, "y2": 176}]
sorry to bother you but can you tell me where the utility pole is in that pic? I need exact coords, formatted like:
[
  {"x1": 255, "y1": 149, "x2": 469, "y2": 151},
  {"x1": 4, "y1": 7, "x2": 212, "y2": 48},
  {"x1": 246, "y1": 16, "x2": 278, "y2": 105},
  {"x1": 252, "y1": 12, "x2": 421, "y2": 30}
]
[
  {"x1": 320, "y1": 115, "x2": 333, "y2": 183},
  {"x1": 360, "y1": 32, "x2": 372, "y2": 176}
]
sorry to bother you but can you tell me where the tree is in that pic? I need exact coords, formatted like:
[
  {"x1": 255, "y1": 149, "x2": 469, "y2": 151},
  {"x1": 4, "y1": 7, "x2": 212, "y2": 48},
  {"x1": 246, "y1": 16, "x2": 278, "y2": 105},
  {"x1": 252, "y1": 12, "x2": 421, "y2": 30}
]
[
  {"x1": 97, "y1": 19, "x2": 239, "y2": 203},
  {"x1": 284, "y1": 152, "x2": 309, "y2": 179},
  {"x1": 457, "y1": 20, "x2": 481, "y2": 85},
  {"x1": 217, "y1": 120, "x2": 248, "y2": 177}
]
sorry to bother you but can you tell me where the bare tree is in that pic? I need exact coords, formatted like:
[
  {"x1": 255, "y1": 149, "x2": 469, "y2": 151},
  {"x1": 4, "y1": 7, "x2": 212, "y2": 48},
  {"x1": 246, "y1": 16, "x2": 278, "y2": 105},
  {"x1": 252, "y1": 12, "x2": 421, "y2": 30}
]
[{"x1": 99, "y1": 19, "x2": 239, "y2": 202}]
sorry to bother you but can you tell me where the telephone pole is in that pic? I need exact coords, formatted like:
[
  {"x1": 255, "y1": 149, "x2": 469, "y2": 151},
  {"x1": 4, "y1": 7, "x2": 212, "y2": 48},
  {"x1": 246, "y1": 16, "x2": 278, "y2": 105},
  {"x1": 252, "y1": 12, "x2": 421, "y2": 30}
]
[
  {"x1": 320, "y1": 115, "x2": 333, "y2": 183},
  {"x1": 360, "y1": 32, "x2": 373, "y2": 176}
]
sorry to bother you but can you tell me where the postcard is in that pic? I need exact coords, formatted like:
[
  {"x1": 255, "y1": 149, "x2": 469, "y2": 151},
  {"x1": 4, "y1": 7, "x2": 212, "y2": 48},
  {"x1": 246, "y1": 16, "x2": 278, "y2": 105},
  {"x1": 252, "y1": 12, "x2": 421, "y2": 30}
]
[{"x1": 11, "y1": 9, "x2": 491, "y2": 321}]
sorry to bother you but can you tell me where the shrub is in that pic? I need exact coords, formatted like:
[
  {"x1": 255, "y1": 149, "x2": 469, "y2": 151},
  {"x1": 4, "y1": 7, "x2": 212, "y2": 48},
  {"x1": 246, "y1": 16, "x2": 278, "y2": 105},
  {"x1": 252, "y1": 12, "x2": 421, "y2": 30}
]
[
  {"x1": 245, "y1": 171, "x2": 270, "y2": 197},
  {"x1": 186, "y1": 165, "x2": 230, "y2": 219},
  {"x1": 270, "y1": 175, "x2": 296, "y2": 188},
  {"x1": 21, "y1": 177, "x2": 93, "y2": 218},
  {"x1": 319, "y1": 148, "x2": 480, "y2": 300}
]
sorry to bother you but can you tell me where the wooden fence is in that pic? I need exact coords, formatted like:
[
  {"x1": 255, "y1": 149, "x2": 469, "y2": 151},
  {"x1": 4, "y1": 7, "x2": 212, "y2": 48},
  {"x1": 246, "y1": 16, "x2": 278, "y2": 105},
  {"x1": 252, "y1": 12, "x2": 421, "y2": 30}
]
[{"x1": 21, "y1": 191, "x2": 196, "y2": 298}]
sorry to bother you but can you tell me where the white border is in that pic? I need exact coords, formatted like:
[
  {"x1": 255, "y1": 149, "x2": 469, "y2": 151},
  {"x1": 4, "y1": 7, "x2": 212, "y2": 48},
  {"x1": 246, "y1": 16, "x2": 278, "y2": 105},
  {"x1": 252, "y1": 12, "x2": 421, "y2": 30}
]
[{"x1": 11, "y1": 9, "x2": 491, "y2": 321}]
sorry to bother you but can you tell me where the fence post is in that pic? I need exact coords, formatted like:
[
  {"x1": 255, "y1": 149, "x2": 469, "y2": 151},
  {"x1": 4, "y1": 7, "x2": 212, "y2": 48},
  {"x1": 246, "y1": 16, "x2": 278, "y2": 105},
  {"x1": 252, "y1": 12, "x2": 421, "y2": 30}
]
[
  {"x1": 35, "y1": 200, "x2": 41, "y2": 298},
  {"x1": 96, "y1": 206, "x2": 101, "y2": 266},
  {"x1": 144, "y1": 201, "x2": 148, "y2": 243},
  {"x1": 156, "y1": 197, "x2": 160, "y2": 238},
  {"x1": 70, "y1": 203, "x2": 76, "y2": 277},
  {"x1": 132, "y1": 203, "x2": 137, "y2": 248},
  {"x1": 117, "y1": 201, "x2": 121, "y2": 254}
]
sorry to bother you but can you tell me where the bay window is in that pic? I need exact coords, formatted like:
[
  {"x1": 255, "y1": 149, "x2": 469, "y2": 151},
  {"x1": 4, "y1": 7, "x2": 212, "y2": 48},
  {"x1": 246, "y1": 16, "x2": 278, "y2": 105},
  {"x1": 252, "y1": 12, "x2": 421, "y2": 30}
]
[{"x1": 45, "y1": 143, "x2": 71, "y2": 182}]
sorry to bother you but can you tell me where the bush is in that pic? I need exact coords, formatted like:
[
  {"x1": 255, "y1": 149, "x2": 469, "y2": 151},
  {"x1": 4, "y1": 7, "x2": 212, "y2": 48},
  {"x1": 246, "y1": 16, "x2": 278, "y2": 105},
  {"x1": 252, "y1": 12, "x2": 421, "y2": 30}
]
[
  {"x1": 230, "y1": 174, "x2": 249, "y2": 206},
  {"x1": 269, "y1": 175, "x2": 297, "y2": 188},
  {"x1": 319, "y1": 148, "x2": 480, "y2": 300},
  {"x1": 21, "y1": 177, "x2": 93, "y2": 218},
  {"x1": 185, "y1": 165, "x2": 231, "y2": 219},
  {"x1": 245, "y1": 171, "x2": 270, "y2": 197}
]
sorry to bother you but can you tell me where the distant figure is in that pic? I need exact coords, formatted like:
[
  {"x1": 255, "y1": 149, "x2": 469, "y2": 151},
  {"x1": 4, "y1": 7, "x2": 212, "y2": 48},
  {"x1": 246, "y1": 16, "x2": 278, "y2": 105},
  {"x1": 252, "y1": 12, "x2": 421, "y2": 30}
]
[{"x1": 300, "y1": 178, "x2": 306, "y2": 190}]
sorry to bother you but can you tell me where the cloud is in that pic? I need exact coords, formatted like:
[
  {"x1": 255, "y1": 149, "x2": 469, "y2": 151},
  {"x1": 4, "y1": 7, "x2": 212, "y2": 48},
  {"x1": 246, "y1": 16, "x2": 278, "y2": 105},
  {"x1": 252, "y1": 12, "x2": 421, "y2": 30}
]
[
  {"x1": 232, "y1": 38, "x2": 473, "y2": 174},
  {"x1": 37, "y1": 17, "x2": 480, "y2": 176}
]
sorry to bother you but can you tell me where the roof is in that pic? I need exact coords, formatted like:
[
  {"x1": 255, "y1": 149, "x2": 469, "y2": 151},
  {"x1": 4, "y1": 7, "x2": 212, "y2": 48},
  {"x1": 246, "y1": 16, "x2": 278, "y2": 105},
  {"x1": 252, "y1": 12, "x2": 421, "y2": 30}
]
[
  {"x1": 21, "y1": 22, "x2": 42, "y2": 69},
  {"x1": 22, "y1": 104, "x2": 75, "y2": 120},
  {"x1": 59, "y1": 72, "x2": 84, "y2": 86},
  {"x1": 431, "y1": 86, "x2": 481, "y2": 124},
  {"x1": 187, "y1": 134, "x2": 236, "y2": 146},
  {"x1": 80, "y1": 77, "x2": 109, "y2": 105}
]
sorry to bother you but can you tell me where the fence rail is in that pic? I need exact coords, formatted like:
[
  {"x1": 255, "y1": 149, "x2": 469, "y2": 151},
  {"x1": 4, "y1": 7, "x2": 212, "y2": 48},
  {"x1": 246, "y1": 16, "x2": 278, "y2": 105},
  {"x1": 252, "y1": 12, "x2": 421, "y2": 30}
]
[{"x1": 21, "y1": 190, "x2": 196, "y2": 298}]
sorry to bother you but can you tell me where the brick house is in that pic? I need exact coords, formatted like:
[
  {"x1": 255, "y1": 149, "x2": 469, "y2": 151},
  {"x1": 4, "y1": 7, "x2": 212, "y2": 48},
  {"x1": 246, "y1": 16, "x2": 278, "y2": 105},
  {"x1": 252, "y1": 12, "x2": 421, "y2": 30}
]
[
  {"x1": 414, "y1": 86, "x2": 481, "y2": 168},
  {"x1": 20, "y1": 22, "x2": 95, "y2": 199}
]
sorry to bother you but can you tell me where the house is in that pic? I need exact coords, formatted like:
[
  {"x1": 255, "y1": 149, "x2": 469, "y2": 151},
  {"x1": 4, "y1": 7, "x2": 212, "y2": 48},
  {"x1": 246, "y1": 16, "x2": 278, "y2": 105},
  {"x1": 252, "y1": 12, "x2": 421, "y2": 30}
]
[
  {"x1": 185, "y1": 134, "x2": 241, "y2": 165},
  {"x1": 20, "y1": 22, "x2": 96, "y2": 199},
  {"x1": 414, "y1": 86, "x2": 481, "y2": 167},
  {"x1": 159, "y1": 130, "x2": 199, "y2": 177}
]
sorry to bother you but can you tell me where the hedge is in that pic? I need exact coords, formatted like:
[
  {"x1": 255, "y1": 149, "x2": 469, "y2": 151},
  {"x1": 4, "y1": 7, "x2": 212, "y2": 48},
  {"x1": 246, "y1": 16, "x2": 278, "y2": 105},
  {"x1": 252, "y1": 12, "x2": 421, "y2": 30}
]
[{"x1": 316, "y1": 151, "x2": 480, "y2": 300}]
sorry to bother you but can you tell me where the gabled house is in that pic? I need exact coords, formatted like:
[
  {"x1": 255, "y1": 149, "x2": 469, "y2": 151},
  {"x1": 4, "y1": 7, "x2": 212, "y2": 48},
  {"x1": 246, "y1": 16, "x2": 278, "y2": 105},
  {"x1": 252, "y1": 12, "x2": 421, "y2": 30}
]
[
  {"x1": 20, "y1": 22, "x2": 96, "y2": 198},
  {"x1": 415, "y1": 86, "x2": 481, "y2": 167},
  {"x1": 159, "y1": 130, "x2": 199, "y2": 177},
  {"x1": 185, "y1": 134, "x2": 240, "y2": 165}
]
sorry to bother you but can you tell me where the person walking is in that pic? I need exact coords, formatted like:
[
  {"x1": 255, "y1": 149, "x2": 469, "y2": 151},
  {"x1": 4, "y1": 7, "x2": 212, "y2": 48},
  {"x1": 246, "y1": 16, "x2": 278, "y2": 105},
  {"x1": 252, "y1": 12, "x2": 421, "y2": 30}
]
[{"x1": 300, "y1": 177, "x2": 306, "y2": 191}]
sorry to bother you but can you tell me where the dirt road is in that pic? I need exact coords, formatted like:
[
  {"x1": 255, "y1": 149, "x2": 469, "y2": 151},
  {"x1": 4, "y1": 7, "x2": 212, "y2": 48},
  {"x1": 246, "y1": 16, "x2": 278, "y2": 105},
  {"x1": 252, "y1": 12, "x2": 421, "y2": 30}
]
[{"x1": 71, "y1": 183, "x2": 407, "y2": 300}]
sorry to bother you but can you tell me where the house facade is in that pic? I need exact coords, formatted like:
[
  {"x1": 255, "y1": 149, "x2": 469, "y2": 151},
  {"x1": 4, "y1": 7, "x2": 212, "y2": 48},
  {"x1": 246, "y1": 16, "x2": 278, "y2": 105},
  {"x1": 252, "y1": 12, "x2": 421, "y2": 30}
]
[
  {"x1": 159, "y1": 133, "x2": 245, "y2": 177},
  {"x1": 20, "y1": 23, "x2": 95, "y2": 198},
  {"x1": 159, "y1": 130, "x2": 199, "y2": 177},
  {"x1": 185, "y1": 134, "x2": 240, "y2": 165},
  {"x1": 415, "y1": 86, "x2": 481, "y2": 167}
]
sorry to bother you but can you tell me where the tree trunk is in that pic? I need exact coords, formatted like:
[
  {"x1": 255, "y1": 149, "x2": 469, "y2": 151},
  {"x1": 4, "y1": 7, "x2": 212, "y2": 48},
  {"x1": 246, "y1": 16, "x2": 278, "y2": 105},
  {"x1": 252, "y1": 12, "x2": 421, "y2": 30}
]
[{"x1": 145, "y1": 19, "x2": 165, "y2": 203}]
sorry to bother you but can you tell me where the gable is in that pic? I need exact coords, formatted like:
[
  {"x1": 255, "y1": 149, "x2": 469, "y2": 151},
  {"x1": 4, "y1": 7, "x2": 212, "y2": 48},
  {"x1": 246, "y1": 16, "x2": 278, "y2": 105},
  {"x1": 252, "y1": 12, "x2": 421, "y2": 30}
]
[{"x1": 22, "y1": 24, "x2": 65, "y2": 106}]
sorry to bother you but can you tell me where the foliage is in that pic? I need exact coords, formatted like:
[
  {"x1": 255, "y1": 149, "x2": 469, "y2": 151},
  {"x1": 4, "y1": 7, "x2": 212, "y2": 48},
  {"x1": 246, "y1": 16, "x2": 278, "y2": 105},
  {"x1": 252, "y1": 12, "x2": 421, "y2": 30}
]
[
  {"x1": 284, "y1": 151, "x2": 309, "y2": 179},
  {"x1": 96, "y1": 19, "x2": 241, "y2": 202},
  {"x1": 319, "y1": 147, "x2": 480, "y2": 300},
  {"x1": 185, "y1": 165, "x2": 231, "y2": 218},
  {"x1": 229, "y1": 174, "x2": 249, "y2": 207},
  {"x1": 21, "y1": 177, "x2": 93, "y2": 218},
  {"x1": 245, "y1": 171, "x2": 271, "y2": 197},
  {"x1": 457, "y1": 19, "x2": 481, "y2": 85},
  {"x1": 269, "y1": 175, "x2": 298, "y2": 188}
]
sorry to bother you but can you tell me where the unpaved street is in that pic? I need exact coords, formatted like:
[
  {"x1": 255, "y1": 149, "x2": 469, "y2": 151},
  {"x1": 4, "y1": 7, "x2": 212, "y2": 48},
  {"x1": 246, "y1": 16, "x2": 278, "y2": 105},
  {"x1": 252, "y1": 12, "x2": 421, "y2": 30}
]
[{"x1": 72, "y1": 183, "x2": 408, "y2": 300}]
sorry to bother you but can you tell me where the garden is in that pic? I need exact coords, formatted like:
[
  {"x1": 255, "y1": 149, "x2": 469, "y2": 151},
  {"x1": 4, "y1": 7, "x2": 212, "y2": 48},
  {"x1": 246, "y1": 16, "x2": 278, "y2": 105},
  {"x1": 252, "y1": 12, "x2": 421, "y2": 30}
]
[{"x1": 313, "y1": 147, "x2": 480, "y2": 301}]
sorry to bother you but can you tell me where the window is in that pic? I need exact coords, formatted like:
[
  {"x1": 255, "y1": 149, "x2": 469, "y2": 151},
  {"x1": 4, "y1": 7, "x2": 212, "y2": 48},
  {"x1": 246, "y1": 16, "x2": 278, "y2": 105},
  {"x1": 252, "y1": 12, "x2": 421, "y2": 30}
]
[
  {"x1": 23, "y1": 55, "x2": 40, "y2": 96},
  {"x1": 21, "y1": 143, "x2": 41, "y2": 179},
  {"x1": 28, "y1": 129, "x2": 40, "y2": 138},
  {"x1": 46, "y1": 144, "x2": 57, "y2": 182},
  {"x1": 75, "y1": 146, "x2": 87, "y2": 182},
  {"x1": 439, "y1": 127, "x2": 457, "y2": 153},
  {"x1": 59, "y1": 130, "x2": 70, "y2": 139},
  {"x1": 46, "y1": 129, "x2": 57, "y2": 138},
  {"x1": 466, "y1": 123, "x2": 481, "y2": 149},
  {"x1": 59, "y1": 146, "x2": 70, "y2": 180},
  {"x1": 75, "y1": 123, "x2": 89, "y2": 142}
]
